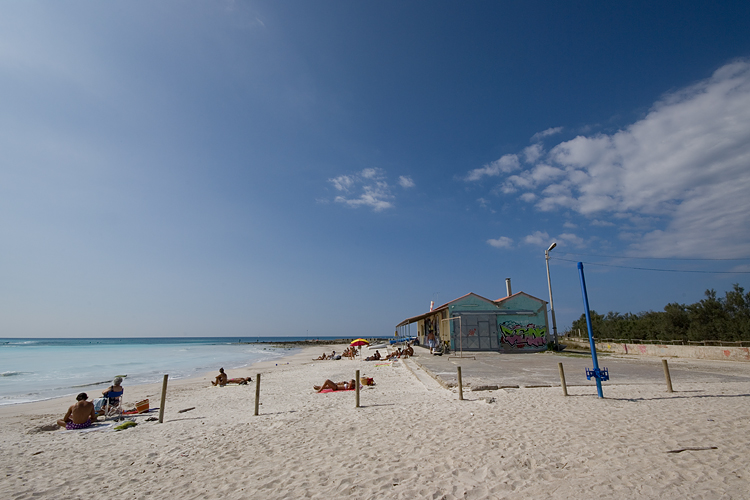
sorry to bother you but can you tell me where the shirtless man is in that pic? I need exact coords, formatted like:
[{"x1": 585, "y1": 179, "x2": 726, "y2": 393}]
[
  {"x1": 57, "y1": 393, "x2": 97, "y2": 430},
  {"x1": 212, "y1": 368, "x2": 228, "y2": 386},
  {"x1": 313, "y1": 379, "x2": 356, "y2": 392}
]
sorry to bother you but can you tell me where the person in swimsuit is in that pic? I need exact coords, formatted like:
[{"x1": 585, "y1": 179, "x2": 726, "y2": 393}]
[
  {"x1": 57, "y1": 393, "x2": 97, "y2": 430},
  {"x1": 212, "y1": 368, "x2": 229, "y2": 386},
  {"x1": 313, "y1": 379, "x2": 356, "y2": 392},
  {"x1": 225, "y1": 376, "x2": 252, "y2": 385}
]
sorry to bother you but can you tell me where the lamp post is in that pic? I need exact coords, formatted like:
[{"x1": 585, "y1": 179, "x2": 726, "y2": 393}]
[{"x1": 545, "y1": 242, "x2": 559, "y2": 351}]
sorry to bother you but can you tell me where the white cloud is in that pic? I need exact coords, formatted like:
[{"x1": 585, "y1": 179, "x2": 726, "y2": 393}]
[
  {"x1": 531, "y1": 126, "x2": 563, "y2": 142},
  {"x1": 521, "y1": 230, "x2": 585, "y2": 248},
  {"x1": 361, "y1": 168, "x2": 380, "y2": 179},
  {"x1": 563, "y1": 221, "x2": 577, "y2": 229},
  {"x1": 329, "y1": 175, "x2": 354, "y2": 192},
  {"x1": 523, "y1": 231, "x2": 551, "y2": 246},
  {"x1": 487, "y1": 236, "x2": 513, "y2": 249},
  {"x1": 328, "y1": 168, "x2": 409, "y2": 212},
  {"x1": 398, "y1": 175, "x2": 415, "y2": 188},
  {"x1": 523, "y1": 143, "x2": 544, "y2": 164},
  {"x1": 469, "y1": 60, "x2": 750, "y2": 257},
  {"x1": 557, "y1": 232, "x2": 585, "y2": 247},
  {"x1": 465, "y1": 154, "x2": 520, "y2": 181},
  {"x1": 590, "y1": 219, "x2": 615, "y2": 227}
]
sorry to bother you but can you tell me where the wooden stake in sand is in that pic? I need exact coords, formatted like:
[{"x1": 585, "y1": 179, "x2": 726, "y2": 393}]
[
  {"x1": 662, "y1": 359, "x2": 674, "y2": 393},
  {"x1": 254, "y1": 373, "x2": 261, "y2": 416},
  {"x1": 158, "y1": 374, "x2": 168, "y2": 424},
  {"x1": 558, "y1": 362, "x2": 568, "y2": 396},
  {"x1": 355, "y1": 370, "x2": 360, "y2": 408},
  {"x1": 457, "y1": 366, "x2": 463, "y2": 401}
]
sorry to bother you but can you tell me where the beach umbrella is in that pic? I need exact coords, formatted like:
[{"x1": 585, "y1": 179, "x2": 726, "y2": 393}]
[{"x1": 350, "y1": 338, "x2": 369, "y2": 359}]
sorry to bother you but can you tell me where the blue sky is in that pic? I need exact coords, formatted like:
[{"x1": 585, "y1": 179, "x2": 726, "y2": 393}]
[{"x1": 2, "y1": 1, "x2": 750, "y2": 338}]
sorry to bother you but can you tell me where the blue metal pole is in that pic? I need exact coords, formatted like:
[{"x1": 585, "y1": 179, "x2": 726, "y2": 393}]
[{"x1": 578, "y1": 262, "x2": 603, "y2": 398}]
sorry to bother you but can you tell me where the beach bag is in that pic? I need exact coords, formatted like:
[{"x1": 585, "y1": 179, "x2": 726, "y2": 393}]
[
  {"x1": 360, "y1": 377, "x2": 375, "y2": 386},
  {"x1": 135, "y1": 399, "x2": 150, "y2": 413}
]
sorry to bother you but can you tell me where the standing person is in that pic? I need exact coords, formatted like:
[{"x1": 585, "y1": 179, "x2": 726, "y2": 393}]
[
  {"x1": 212, "y1": 368, "x2": 228, "y2": 386},
  {"x1": 57, "y1": 393, "x2": 97, "y2": 430}
]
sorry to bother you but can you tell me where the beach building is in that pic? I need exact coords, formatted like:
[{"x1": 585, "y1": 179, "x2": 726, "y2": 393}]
[{"x1": 396, "y1": 282, "x2": 550, "y2": 353}]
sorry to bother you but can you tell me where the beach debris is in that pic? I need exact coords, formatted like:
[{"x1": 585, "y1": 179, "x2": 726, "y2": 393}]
[
  {"x1": 471, "y1": 385, "x2": 499, "y2": 392},
  {"x1": 31, "y1": 451, "x2": 43, "y2": 456},
  {"x1": 145, "y1": 417, "x2": 158, "y2": 422},
  {"x1": 178, "y1": 407, "x2": 196, "y2": 413},
  {"x1": 666, "y1": 446, "x2": 718, "y2": 453},
  {"x1": 480, "y1": 396, "x2": 497, "y2": 404},
  {"x1": 114, "y1": 421, "x2": 138, "y2": 431}
]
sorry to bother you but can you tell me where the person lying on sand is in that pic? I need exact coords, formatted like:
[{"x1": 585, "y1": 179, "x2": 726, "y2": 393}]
[
  {"x1": 225, "y1": 377, "x2": 252, "y2": 385},
  {"x1": 212, "y1": 368, "x2": 228, "y2": 386},
  {"x1": 365, "y1": 350, "x2": 381, "y2": 361},
  {"x1": 57, "y1": 393, "x2": 97, "y2": 430},
  {"x1": 313, "y1": 352, "x2": 327, "y2": 360},
  {"x1": 313, "y1": 379, "x2": 356, "y2": 392}
]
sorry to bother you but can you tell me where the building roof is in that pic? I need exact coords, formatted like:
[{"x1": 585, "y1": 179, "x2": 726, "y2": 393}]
[{"x1": 396, "y1": 290, "x2": 546, "y2": 328}]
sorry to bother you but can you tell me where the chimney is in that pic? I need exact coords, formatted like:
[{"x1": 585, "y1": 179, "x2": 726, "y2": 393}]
[
  {"x1": 430, "y1": 300, "x2": 434, "y2": 311},
  {"x1": 505, "y1": 278, "x2": 512, "y2": 297}
]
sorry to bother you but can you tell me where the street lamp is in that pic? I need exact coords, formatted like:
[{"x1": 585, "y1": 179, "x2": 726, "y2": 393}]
[{"x1": 545, "y1": 242, "x2": 559, "y2": 351}]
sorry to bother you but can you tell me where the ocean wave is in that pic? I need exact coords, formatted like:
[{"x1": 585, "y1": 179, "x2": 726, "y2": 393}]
[{"x1": 1, "y1": 371, "x2": 31, "y2": 377}]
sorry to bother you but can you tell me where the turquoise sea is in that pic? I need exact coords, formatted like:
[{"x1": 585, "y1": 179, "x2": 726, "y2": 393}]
[{"x1": 0, "y1": 337, "x2": 334, "y2": 405}]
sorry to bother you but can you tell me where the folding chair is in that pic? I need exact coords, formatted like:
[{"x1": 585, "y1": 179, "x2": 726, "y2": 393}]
[{"x1": 101, "y1": 393, "x2": 124, "y2": 421}]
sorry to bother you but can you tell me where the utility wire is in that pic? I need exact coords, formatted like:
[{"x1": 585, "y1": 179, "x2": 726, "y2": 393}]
[
  {"x1": 552, "y1": 256, "x2": 750, "y2": 274},
  {"x1": 558, "y1": 252, "x2": 749, "y2": 261}
]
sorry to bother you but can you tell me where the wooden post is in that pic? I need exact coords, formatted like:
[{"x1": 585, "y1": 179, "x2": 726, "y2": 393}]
[
  {"x1": 558, "y1": 362, "x2": 568, "y2": 396},
  {"x1": 355, "y1": 370, "x2": 360, "y2": 408},
  {"x1": 662, "y1": 359, "x2": 673, "y2": 393},
  {"x1": 254, "y1": 373, "x2": 261, "y2": 416},
  {"x1": 457, "y1": 366, "x2": 463, "y2": 401},
  {"x1": 158, "y1": 374, "x2": 168, "y2": 423}
]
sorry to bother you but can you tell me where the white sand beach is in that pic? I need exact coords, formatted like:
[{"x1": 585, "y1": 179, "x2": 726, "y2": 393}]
[{"x1": 2, "y1": 344, "x2": 749, "y2": 499}]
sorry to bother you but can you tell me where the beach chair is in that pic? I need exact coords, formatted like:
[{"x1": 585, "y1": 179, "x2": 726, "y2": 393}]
[{"x1": 101, "y1": 393, "x2": 124, "y2": 421}]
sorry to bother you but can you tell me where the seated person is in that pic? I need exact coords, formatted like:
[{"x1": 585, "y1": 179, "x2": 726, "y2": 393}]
[
  {"x1": 404, "y1": 344, "x2": 414, "y2": 357},
  {"x1": 225, "y1": 376, "x2": 252, "y2": 385},
  {"x1": 57, "y1": 393, "x2": 97, "y2": 430},
  {"x1": 93, "y1": 376, "x2": 124, "y2": 413},
  {"x1": 385, "y1": 348, "x2": 403, "y2": 360},
  {"x1": 313, "y1": 379, "x2": 356, "y2": 392},
  {"x1": 365, "y1": 350, "x2": 381, "y2": 361},
  {"x1": 212, "y1": 368, "x2": 229, "y2": 386},
  {"x1": 329, "y1": 350, "x2": 341, "y2": 360},
  {"x1": 313, "y1": 352, "x2": 327, "y2": 360}
]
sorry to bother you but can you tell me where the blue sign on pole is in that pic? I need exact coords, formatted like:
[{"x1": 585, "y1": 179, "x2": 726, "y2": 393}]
[{"x1": 577, "y1": 262, "x2": 607, "y2": 398}]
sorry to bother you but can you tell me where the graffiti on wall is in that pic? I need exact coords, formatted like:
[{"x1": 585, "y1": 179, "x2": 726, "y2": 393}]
[{"x1": 499, "y1": 321, "x2": 547, "y2": 348}]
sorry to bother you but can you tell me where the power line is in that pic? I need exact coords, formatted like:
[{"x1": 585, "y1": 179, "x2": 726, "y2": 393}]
[
  {"x1": 558, "y1": 252, "x2": 750, "y2": 261},
  {"x1": 552, "y1": 257, "x2": 750, "y2": 274}
]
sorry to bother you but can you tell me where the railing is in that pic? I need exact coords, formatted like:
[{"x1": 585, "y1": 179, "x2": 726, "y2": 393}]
[{"x1": 569, "y1": 337, "x2": 750, "y2": 347}]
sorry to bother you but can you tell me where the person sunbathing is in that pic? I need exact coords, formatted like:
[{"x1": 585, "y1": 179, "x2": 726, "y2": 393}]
[
  {"x1": 313, "y1": 379, "x2": 356, "y2": 392},
  {"x1": 233, "y1": 376, "x2": 252, "y2": 385},
  {"x1": 225, "y1": 377, "x2": 252, "y2": 385},
  {"x1": 313, "y1": 352, "x2": 327, "y2": 360},
  {"x1": 57, "y1": 393, "x2": 97, "y2": 430},
  {"x1": 212, "y1": 368, "x2": 228, "y2": 386},
  {"x1": 385, "y1": 348, "x2": 403, "y2": 360},
  {"x1": 365, "y1": 350, "x2": 381, "y2": 361}
]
